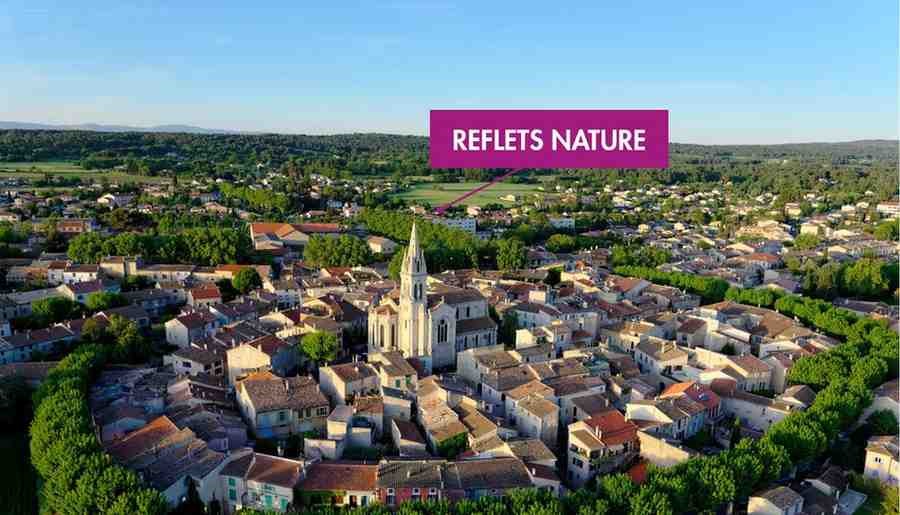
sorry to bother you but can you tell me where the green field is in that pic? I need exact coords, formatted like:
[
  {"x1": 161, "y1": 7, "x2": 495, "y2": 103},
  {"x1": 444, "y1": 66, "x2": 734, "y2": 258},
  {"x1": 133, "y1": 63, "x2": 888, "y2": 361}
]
[
  {"x1": 394, "y1": 181, "x2": 542, "y2": 207},
  {"x1": 0, "y1": 161, "x2": 170, "y2": 184}
]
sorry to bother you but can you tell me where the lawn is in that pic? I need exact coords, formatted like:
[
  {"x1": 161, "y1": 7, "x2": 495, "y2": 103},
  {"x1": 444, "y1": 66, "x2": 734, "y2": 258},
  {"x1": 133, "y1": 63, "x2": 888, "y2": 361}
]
[
  {"x1": 0, "y1": 161, "x2": 170, "y2": 184},
  {"x1": 0, "y1": 432, "x2": 38, "y2": 515},
  {"x1": 394, "y1": 181, "x2": 541, "y2": 207}
]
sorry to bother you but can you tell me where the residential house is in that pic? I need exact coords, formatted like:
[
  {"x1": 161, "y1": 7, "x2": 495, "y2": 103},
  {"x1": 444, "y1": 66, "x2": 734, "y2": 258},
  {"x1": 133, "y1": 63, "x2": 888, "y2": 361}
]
[
  {"x1": 189, "y1": 284, "x2": 223, "y2": 308},
  {"x1": 163, "y1": 346, "x2": 225, "y2": 377},
  {"x1": 165, "y1": 311, "x2": 221, "y2": 348},
  {"x1": 104, "y1": 416, "x2": 227, "y2": 507},
  {"x1": 391, "y1": 419, "x2": 429, "y2": 457},
  {"x1": 748, "y1": 486, "x2": 804, "y2": 515},
  {"x1": 235, "y1": 371, "x2": 330, "y2": 439},
  {"x1": 220, "y1": 451, "x2": 302, "y2": 513},
  {"x1": 319, "y1": 362, "x2": 380, "y2": 406},
  {"x1": 566, "y1": 409, "x2": 639, "y2": 487},
  {"x1": 296, "y1": 462, "x2": 378, "y2": 508},
  {"x1": 864, "y1": 435, "x2": 899, "y2": 486},
  {"x1": 226, "y1": 335, "x2": 299, "y2": 386}
]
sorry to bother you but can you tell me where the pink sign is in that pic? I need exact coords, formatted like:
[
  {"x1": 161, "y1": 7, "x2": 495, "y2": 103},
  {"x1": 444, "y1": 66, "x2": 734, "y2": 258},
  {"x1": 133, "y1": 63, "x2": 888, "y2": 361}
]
[{"x1": 429, "y1": 109, "x2": 668, "y2": 169}]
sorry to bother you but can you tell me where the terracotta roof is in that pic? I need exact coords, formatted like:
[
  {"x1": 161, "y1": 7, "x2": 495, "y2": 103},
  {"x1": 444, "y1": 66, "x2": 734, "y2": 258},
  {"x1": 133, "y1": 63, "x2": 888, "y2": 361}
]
[
  {"x1": 583, "y1": 409, "x2": 639, "y2": 446},
  {"x1": 298, "y1": 462, "x2": 377, "y2": 492},
  {"x1": 190, "y1": 285, "x2": 221, "y2": 301}
]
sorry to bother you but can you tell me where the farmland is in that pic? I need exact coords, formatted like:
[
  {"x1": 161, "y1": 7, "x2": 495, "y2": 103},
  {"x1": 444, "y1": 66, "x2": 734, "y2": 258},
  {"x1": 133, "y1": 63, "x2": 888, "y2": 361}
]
[
  {"x1": 0, "y1": 161, "x2": 170, "y2": 184},
  {"x1": 392, "y1": 181, "x2": 542, "y2": 207}
]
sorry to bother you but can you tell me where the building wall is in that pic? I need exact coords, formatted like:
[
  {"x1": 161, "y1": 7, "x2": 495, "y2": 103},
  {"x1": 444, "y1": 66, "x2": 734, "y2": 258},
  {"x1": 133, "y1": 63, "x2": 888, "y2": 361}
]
[{"x1": 637, "y1": 431, "x2": 692, "y2": 468}]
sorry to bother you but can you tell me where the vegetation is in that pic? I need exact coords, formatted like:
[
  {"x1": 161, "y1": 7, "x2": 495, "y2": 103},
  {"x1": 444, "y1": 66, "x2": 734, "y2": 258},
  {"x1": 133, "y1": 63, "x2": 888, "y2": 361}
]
[
  {"x1": 67, "y1": 227, "x2": 253, "y2": 266},
  {"x1": 613, "y1": 265, "x2": 729, "y2": 304},
  {"x1": 496, "y1": 238, "x2": 527, "y2": 271},
  {"x1": 358, "y1": 209, "x2": 485, "y2": 272},
  {"x1": 232, "y1": 267, "x2": 262, "y2": 294},
  {"x1": 85, "y1": 291, "x2": 128, "y2": 312},
  {"x1": 393, "y1": 181, "x2": 540, "y2": 207},
  {"x1": 29, "y1": 345, "x2": 168, "y2": 514},
  {"x1": 27, "y1": 297, "x2": 83, "y2": 327},
  {"x1": 610, "y1": 245, "x2": 671, "y2": 269},
  {"x1": 435, "y1": 432, "x2": 468, "y2": 459},
  {"x1": 300, "y1": 331, "x2": 339, "y2": 365},
  {"x1": 303, "y1": 235, "x2": 373, "y2": 268}
]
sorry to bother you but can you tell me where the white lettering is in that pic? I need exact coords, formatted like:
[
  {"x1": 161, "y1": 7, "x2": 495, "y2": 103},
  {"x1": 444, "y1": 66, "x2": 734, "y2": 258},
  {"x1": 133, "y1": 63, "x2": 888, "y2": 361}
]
[
  {"x1": 452, "y1": 129, "x2": 467, "y2": 151},
  {"x1": 633, "y1": 129, "x2": 646, "y2": 151}
]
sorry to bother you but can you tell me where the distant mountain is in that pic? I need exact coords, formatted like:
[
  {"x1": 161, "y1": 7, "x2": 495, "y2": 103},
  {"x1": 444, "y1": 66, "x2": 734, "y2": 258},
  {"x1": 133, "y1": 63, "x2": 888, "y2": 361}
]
[{"x1": 0, "y1": 121, "x2": 234, "y2": 134}]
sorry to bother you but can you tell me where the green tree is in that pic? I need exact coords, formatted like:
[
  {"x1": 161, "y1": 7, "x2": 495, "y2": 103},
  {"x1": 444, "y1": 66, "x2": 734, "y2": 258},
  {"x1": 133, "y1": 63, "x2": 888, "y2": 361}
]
[
  {"x1": 841, "y1": 258, "x2": 890, "y2": 298},
  {"x1": 80, "y1": 317, "x2": 107, "y2": 343},
  {"x1": 545, "y1": 233, "x2": 578, "y2": 253},
  {"x1": 300, "y1": 331, "x2": 339, "y2": 365},
  {"x1": 85, "y1": 291, "x2": 127, "y2": 312},
  {"x1": 868, "y1": 410, "x2": 900, "y2": 436},
  {"x1": 793, "y1": 233, "x2": 820, "y2": 250},
  {"x1": 496, "y1": 238, "x2": 527, "y2": 270},
  {"x1": 32, "y1": 297, "x2": 81, "y2": 324},
  {"x1": 67, "y1": 232, "x2": 107, "y2": 263},
  {"x1": 232, "y1": 267, "x2": 262, "y2": 294},
  {"x1": 874, "y1": 219, "x2": 900, "y2": 241},
  {"x1": 303, "y1": 234, "x2": 373, "y2": 268}
]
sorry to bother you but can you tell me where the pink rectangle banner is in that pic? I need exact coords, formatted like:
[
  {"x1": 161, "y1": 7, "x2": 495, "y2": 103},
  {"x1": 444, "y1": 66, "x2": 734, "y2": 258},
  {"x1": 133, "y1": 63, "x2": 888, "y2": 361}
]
[{"x1": 429, "y1": 109, "x2": 668, "y2": 169}]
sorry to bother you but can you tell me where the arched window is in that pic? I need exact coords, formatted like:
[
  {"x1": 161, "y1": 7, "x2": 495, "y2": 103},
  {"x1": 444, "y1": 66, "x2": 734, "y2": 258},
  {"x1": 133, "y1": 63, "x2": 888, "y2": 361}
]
[
  {"x1": 379, "y1": 324, "x2": 385, "y2": 347},
  {"x1": 390, "y1": 324, "x2": 396, "y2": 347}
]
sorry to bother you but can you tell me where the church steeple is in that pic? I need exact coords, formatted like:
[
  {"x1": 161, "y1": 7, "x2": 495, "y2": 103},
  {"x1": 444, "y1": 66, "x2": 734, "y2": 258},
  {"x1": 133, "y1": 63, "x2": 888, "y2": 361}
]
[
  {"x1": 401, "y1": 222, "x2": 426, "y2": 277},
  {"x1": 401, "y1": 222, "x2": 427, "y2": 303}
]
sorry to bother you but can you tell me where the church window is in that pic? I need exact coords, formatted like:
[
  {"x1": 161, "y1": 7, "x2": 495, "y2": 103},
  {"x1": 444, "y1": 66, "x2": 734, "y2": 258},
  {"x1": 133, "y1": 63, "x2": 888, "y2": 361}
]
[
  {"x1": 390, "y1": 325, "x2": 396, "y2": 347},
  {"x1": 379, "y1": 325, "x2": 384, "y2": 347},
  {"x1": 466, "y1": 306, "x2": 471, "y2": 318},
  {"x1": 437, "y1": 319, "x2": 448, "y2": 343}
]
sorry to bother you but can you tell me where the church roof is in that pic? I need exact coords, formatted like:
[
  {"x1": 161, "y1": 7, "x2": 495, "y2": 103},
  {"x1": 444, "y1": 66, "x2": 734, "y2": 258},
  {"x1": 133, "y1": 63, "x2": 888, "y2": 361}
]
[{"x1": 456, "y1": 316, "x2": 497, "y2": 334}]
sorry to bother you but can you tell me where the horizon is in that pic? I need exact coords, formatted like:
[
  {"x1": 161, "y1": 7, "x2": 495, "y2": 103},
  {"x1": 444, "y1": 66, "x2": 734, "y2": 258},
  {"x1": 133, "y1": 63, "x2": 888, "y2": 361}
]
[
  {"x1": 1, "y1": 120, "x2": 898, "y2": 147},
  {"x1": 3, "y1": 2, "x2": 898, "y2": 144}
]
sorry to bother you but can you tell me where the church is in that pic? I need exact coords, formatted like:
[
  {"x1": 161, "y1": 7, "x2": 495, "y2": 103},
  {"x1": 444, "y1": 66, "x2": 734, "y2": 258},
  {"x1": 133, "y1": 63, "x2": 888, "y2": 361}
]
[{"x1": 367, "y1": 223, "x2": 498, "y2": 371}]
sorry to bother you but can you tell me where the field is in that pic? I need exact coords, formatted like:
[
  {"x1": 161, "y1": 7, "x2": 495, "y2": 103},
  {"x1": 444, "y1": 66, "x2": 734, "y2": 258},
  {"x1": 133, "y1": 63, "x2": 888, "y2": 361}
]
[
  {"x1": 0, "y1": 432, "x2": 37, "y2": 515},
  {"x1": 393, "y1": 181, "x2": 542, "y2": 207},
  {"x1": 0, "y1": 161, "x2": 170, "y2": 184}
]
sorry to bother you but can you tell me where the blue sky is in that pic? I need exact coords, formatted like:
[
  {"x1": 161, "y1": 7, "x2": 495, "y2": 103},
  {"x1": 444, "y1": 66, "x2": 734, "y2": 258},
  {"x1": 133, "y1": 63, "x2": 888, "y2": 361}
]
[{"x1": 1, "y1": 1, "x2": 897, "y2": 143}]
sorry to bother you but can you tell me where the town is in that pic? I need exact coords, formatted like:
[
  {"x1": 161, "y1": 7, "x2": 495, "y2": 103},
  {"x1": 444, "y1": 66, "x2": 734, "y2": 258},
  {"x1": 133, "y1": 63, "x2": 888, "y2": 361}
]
[{"x1": 0, "y1": 131, "x2": 896, "y2": 515}]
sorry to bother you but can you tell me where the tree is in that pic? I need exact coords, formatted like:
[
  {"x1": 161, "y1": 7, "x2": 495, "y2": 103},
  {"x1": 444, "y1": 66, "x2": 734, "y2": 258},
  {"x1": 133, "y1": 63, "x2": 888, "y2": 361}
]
[
  {"x1": 841, "y1": 258, "x2": 890, "y2": 298},
  {"x1": 597, "y1": 473, "x2": 637, "y2": 513},
  {"x1": 67, "y1": 232, "x2": 107, "y2": 263},
  {"x1": 107, "y1": 316, "x2": 149, "y2": 363},
  {"x1": 868, "y1": 410, "x2": 900, "y2": 436},
  {"x1": 232, "y1": 267, "x2": 262, "y2": 294},
  {"x1": 874, "y1": 219, "x2": 899, "y2": 241},
  {"x1": 85, "y1": 291, "x2": 127, "y2": 312},
  {"x1": 32, "y1": 297, "x2": 81, "y2": 325},
  {"x1": 80, "y1": 317, "x2": 107, "y2": 343},
  {"x1": 300, "y1": 331, "x2": 339, "y2": 365},
  {"x1": 303, "y1": 234, "x2": 373, "y2": 268},
  {"x1": 496, "y1": 238, "x2": 527, "y2": 270},
  {"x1": 545, "y1": 233, "x2": 577, "y2": 253},
  {"x1": 793, "y1": 233, "x2": 820, "y2": 250},
  {"x1": 498, "y1": 311, "x2": 518, "y2": 347}
]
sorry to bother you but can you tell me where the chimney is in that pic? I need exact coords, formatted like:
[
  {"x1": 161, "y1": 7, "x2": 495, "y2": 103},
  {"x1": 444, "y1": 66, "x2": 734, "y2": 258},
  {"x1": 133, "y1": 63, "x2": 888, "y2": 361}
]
[{"x1": 284, "y1": 379, "x2": 289, "y2": 392}]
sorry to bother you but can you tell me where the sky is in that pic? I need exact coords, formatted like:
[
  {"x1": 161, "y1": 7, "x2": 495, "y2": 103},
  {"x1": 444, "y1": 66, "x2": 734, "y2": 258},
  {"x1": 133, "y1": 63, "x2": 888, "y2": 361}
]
[{"x1": 1, "y1": 1, "x2": 897, "y2": 144}]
